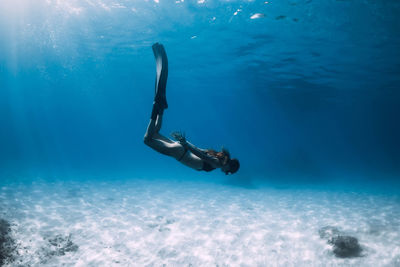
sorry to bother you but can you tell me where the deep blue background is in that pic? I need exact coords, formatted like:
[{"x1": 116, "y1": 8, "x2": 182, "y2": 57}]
[{"x1": 0, "y1": 0, "x2": 399, "y2": 184}]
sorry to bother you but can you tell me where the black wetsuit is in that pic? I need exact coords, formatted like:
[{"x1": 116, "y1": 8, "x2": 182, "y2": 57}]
[
  {"x1": 178, "y1": 147, "x2": 216, "y2": 172},
  {"x1": 202, "y1": 162, "x2": 216, "y2": 172}
]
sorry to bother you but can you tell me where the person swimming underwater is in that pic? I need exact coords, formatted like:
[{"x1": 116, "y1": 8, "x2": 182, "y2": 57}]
[{"x1": 144, "y1": 43, "x2": 240, "y2": 175}]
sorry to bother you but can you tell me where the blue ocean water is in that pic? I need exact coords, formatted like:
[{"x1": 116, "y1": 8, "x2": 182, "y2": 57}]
[
  {"x1": 1, "y1": 0, "x2": 400, "y2": 185},
  {"x1": 1, "y1": 0, "x2": 400, "y2": 184},
  {"x1": 1, "y1": 0, "x2": 400, "y2": 266}
]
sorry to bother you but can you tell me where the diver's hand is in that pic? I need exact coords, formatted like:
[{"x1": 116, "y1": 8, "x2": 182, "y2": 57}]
[{"x1": 171, "y1": 131, "x2": 186, "y2": 144}]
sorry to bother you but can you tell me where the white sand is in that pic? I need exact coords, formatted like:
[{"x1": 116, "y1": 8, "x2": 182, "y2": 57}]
[{"x1": 1, "y1": 178, "x2": 399, "y2": 266}]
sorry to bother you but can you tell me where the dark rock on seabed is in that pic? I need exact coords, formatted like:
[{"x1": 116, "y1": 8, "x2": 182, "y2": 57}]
[
  {"x1": 319, "y1": 226, "x2": 363, "y2": 258},
  {"x1": 37, "y1": 234, "x2": 79, "y2": 264},
  {"x1": 329, "y1": 235, "x2": 362, "y2": 258},
  {"x1": 0, "y1": 218, "x2": 16, "y2": 266},
  {"x1": 45, "y1": 234, "x2": 79, "y2": 257}
]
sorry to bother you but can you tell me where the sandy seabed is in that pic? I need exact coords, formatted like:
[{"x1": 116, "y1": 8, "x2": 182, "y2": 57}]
[{"x1": 0, "y1": 177, "x2": 399, "y2": 266}]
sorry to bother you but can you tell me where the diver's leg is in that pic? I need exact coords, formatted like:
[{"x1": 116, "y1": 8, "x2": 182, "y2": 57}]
[
  {"x1": 155, "y1": 113, "x2": 162, "y2": 133},
  {"x1": 144, "y1": 136, "x2": 184, "y2": 157},
  {"x1": 144, "y1": 118, "x2": 157, "y2": 140},
  {"x1": 152, "y1": 43, "x2": 168, "y2": 112},
  {"x1": 144, "y1": 43, "x2": 183, "y2": 157},
  {"x1": 154, "y1": 114, "x2": 174, "y2": 144},
  {"x1": 144, "y1": 119, "x2": 183, "y2": 157},
  {"x1": 148, "y1": 102, "x2": 173, "y2": 144},
  {"x1": 144, "y1": 105, "x2": 176, "y2": 152}
]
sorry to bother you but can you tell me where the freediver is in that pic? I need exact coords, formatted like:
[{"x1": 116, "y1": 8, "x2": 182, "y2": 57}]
[{"x1": 144, "y1": 43, "x2": 240, "y2": 175}]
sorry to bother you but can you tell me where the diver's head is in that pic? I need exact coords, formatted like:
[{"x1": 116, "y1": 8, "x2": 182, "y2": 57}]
[
  {"x1": 221, "y1": 158, "x2": 240, "y2": 175},
  {"x1": 218, "y1": 147, "x2": 239, "y2": 175},
  {"x1": 206, "y1": 147, "x2": 240, "y2": 174}
]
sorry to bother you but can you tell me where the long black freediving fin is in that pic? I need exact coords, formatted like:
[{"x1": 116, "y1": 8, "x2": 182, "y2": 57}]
[{"x1": 152, "y1": 42, "x2": 168, "y2": 112}]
